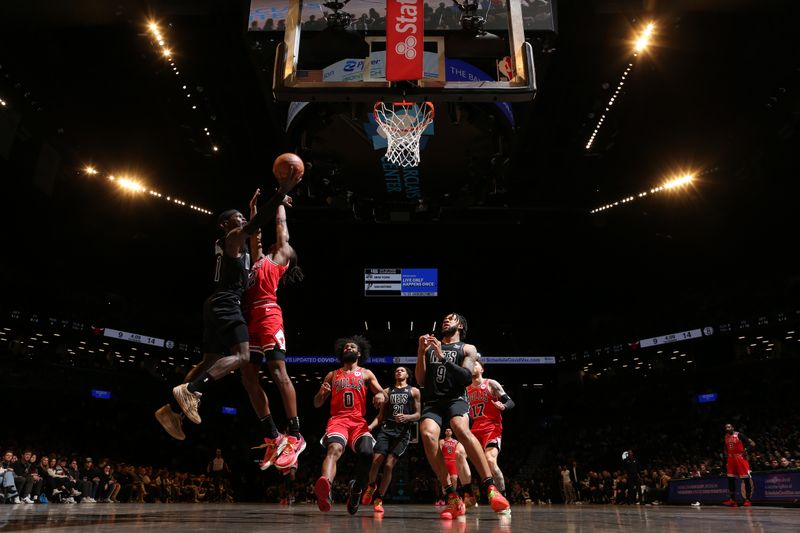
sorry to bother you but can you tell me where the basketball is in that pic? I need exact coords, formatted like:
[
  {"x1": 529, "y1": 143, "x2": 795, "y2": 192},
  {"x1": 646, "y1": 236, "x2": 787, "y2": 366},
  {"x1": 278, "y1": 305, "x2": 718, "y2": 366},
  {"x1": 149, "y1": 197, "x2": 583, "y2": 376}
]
[{"x1": 272, "y1": 152, "x2": 305, "y2": 180}]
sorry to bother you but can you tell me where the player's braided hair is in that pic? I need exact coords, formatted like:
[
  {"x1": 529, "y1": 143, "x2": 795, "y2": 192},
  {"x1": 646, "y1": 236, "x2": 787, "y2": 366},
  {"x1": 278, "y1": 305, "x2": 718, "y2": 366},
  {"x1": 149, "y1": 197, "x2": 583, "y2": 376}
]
[
  {"x1": 334, "y1": 334, "x2": 371, "y2": 363},
  {"x1": 451, "y1": 312, "x2": 468, "y2": 339}
]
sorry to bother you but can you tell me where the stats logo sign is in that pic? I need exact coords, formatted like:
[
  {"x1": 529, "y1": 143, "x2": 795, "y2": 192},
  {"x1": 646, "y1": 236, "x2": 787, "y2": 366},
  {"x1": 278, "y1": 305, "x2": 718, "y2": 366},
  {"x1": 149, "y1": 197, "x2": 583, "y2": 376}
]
[{"x1": 386, "y1": 0, "x2": 423, "y2": 81}]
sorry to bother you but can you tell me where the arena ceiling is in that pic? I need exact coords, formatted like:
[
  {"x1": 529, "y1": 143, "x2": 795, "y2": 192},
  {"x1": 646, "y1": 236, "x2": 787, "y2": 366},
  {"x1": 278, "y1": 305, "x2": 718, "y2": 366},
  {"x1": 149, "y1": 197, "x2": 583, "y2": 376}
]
[{"x1": 1, "y1": 0, "x2": 797, "y2": 351}]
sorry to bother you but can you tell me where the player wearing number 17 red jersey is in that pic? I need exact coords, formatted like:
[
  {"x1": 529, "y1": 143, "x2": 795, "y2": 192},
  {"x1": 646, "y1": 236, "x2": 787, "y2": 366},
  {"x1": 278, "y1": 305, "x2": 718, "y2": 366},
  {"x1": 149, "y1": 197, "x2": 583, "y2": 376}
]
[
  {"x1": 313, "y1": 336, "x2": 387, "y2": 515},
  {"x1": 467, "y1": 360, "x2": 514, "y2": 496}
]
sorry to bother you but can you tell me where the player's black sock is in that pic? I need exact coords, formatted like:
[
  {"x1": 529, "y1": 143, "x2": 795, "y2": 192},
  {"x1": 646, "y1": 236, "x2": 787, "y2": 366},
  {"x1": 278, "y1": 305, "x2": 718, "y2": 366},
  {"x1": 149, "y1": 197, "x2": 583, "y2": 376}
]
[
  {"x1": 743, "y1": 478, "x2": 752, "y2": 500},
  {"x1": 456, "y1": 485, "x2": 466, "y2": 498},
  {"x1": 188, "y1": 372, "x2": 214, "y2": 394},
  {"x1": 260, "y1": 414, "x2": 280, "y2": 439},
  {"x1": 287, "y1": 416, "x2": 301, "y2": 437},
  {"x1": 169, "y1": 398, "x2": 182, "y2": 414},
  {"x1": 727, "y1": 477, "x2": 736, "y2": 500},
  {"x1": 481, "y1": 476, "x2": 496, "y2": 494},
  {"x1": 445, "y1": 485, "x2": 457, "y2": 497}
]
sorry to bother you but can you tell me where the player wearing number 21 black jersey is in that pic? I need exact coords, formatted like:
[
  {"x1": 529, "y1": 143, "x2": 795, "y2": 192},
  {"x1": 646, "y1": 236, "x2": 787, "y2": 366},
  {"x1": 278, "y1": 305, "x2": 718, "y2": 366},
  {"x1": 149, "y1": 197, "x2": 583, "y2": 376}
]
[
  {"x1": 416, "y1": 313, "x2": 510, "y2": 520},
  {"x1": 313, "y1": 335, "x2": 387, "y2": 515},
  {"x1": 361, "y1": 366, "x2": 421, "y2": 514}
]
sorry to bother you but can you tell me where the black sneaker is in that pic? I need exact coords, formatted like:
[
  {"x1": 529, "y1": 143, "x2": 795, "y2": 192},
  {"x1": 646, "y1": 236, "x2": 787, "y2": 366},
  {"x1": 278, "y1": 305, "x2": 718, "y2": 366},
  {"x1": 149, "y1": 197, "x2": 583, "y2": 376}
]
[{"x1": 346, "y1": 479, "x2": 362, "y2": 515}]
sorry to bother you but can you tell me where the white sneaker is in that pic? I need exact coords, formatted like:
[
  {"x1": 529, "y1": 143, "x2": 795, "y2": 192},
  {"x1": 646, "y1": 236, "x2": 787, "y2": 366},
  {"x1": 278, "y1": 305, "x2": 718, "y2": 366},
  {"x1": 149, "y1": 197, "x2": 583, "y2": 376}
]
[
  {"x1": 11, "y1": 496, "x2": 21, "y2": 504},
  {"x1": 52, "y1": 489, "x2": 62, "y2": 495},
  {"x1": 64, "y1": 497, "x2": 75, "y2": 504},
  {"x1": 691, "y1": 501, "x2": 701, "y2": 507},
  {"x1": 71, "y1": 489, "x2": 82, "y2": 496},
  {"x1": 22, "y1": 496, "x2": 35, "y2": 504}
]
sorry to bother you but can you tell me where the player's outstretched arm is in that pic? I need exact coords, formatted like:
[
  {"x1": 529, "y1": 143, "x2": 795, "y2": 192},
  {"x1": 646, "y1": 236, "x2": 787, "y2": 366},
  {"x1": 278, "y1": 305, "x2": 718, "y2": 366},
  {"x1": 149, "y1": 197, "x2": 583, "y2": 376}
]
[
  {"x1": 314, "y1": 371, "x2": 334, "y2": 408},
  {"x1": 407, "y1": 387, "x2": 422, "y2": 422},
  {"x1": 248, "y1": 188, "x2": 264, "y2": 262},
  {"x1": 489, "y1": 379, "x2": 515, "y2": 411},
  {"x1": 415, "y1": 334, "x2": 430, "y2": 386},
  {"x1": 241, "y1": 168, "x2": 302, "y2": 236},
  {"x1": 270, "y1": 204, "x2": 294, "y2": 266},
  {"x1": 368, "y1": 387, "x2": 390, "y2": 431},
  {"x1": 365, "y1": 369, "x2": 388, "y2": 409}
]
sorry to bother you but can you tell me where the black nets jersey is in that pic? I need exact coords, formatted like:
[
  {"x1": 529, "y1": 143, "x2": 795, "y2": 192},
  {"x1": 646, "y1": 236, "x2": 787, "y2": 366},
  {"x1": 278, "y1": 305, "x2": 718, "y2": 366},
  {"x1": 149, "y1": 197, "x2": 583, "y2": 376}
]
[
  {"x1": 423, "y1": 341, "x2": 467, "y2": 402},
  {"x1": 212, "y1": 238, "x2": 250, "y2": 301},
  {"x1": 382, "y1": 385, "x2": 414, "y2": 434}
]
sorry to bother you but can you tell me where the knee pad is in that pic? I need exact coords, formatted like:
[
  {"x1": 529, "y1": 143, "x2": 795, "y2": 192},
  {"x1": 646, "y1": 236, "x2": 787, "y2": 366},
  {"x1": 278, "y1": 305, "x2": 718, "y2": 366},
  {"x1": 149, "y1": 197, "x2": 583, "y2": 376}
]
[
  {"x1": 249, "y1": 351, "x2": 264, "y2": 365},
  {"x1": 356, "y1": 436, "x2": 375, "y2": 457}
]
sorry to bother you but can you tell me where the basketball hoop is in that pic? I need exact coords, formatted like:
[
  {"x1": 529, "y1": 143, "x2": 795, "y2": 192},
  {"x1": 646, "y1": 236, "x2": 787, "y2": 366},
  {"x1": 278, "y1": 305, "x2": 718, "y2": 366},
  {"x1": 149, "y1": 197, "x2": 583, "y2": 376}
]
[{"x1": 373, "y1": 101, "x2": 435, "y2": 168}]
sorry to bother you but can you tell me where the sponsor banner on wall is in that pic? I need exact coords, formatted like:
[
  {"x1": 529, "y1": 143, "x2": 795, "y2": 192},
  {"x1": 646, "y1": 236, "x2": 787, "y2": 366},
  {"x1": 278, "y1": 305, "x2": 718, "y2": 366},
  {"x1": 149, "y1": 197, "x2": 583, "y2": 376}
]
[{"x1": 669, "y1": 472, "x2": 800, "y2": 503}]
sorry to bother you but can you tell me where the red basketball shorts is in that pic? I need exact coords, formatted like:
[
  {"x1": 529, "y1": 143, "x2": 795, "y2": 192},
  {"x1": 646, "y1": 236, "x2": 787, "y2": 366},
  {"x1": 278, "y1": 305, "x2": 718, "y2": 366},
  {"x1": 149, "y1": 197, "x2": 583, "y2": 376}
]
[
  {"x1": 444, "y1": 458, "x2": 458, "y2": 476},
  {"x1": 727, "y1": 455, "x2": 751, "y2": 477},
  {"x1": 247, "y1": 304, "x2": 285, "y2": 353},
  {"x1": 471, "y1": 424, "x2": 503, "y2": 450},
  {"x1": 324, "y1": 415, "x2": 373, "y2": 452}
]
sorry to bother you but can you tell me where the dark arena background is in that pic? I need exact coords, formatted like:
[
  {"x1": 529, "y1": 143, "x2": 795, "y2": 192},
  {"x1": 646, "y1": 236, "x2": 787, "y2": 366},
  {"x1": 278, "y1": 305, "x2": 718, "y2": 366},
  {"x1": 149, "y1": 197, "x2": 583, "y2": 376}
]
[{"x1": 1, "y1": 0, "x2": 799, "y2": 531}]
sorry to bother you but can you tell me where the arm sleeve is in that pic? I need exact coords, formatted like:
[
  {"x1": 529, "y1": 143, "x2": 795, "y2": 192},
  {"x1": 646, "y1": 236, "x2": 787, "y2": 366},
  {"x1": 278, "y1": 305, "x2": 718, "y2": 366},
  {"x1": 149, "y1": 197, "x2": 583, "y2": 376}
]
[
  {"x1": 444, "y1": 360, "x2": 472, "y2": 387},
  {"x1": 499, "y1": 394, "x2": 515, "y2": 410},
  {"x1": 242, "y1": 191, "x2": 287, "y2": 235},
  {"x1": 739, "y1": 434, "x2": 752, "y2": 450}
]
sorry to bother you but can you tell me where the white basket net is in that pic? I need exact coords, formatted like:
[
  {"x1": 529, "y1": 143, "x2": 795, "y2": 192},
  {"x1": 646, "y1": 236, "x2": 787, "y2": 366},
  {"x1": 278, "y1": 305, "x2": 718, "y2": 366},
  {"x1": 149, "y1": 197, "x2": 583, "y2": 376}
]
[{"x1": 373, "y1": 101, "x2": 435, "y2": 168}]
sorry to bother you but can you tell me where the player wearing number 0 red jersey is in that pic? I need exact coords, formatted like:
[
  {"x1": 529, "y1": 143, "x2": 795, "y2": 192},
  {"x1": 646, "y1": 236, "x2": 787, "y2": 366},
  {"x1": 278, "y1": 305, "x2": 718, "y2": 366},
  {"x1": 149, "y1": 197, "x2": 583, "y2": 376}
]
[
  {"x1": 722, "y1": 423, "x2": 756, "y2": 507},
  {"x1": 313, "y1": 336, "x2": 387, "y2": 515},
  {"x1": 467, "y1": 360, "x2": 514, "y2": 495}
]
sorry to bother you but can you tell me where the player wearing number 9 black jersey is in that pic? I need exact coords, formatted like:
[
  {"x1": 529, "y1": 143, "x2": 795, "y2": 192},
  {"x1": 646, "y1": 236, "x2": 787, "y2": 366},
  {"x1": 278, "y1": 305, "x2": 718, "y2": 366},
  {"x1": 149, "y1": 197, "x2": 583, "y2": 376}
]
[
  {"x1": 313, "y1": 335, "x2": 387, "y2": 515},
  {"x1": 415, "y1": 313, "x2": 510, "y2": 519}
]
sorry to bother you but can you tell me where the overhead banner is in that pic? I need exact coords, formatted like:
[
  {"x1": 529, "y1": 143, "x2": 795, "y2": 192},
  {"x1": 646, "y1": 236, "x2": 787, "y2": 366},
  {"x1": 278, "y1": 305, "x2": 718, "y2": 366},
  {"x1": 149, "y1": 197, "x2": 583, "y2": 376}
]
[{"x1": 386, "y1": 0, "x2": 423, "y2": 81}]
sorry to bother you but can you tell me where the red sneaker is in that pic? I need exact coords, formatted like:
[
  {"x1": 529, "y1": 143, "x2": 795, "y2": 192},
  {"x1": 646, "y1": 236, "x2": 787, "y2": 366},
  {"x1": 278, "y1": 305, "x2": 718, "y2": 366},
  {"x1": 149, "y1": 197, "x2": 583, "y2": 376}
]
[
  {"x1": 487, "y1": 485, "x2": 510, "y2": 513},
  {"x1": 274, "y1": 434, "x2": 306, "y2": 470},
  {"x1": 259, "y1": 434, "x2": 287, "y2": 471},
  {"x1": 315, "y1": 477, "x2": 332, "y2": 512},
  {"x1": 722, "y1": 499, "x2": 738, "y2": 507},
  {"x1": 440, "y1": 494, "x2": 466, "y2": 520},
  {"x1": 373, "y1": 497, "x2": 385, "y2": 514},
  {"x1": 362, "y1": 483, "x2": 377, "y2": 505},
  {"x1": 742, "y1": 500, "x2": 752, "y2": 507}
]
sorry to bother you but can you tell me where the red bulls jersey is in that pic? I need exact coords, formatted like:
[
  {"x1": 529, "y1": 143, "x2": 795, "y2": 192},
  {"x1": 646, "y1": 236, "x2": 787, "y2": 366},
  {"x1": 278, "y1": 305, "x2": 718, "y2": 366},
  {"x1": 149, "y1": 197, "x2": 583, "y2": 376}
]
[
  {"x1": 442, "y1": 437, "x2": 458, "y2": 461},
  {"x1": 244, "y1": 256, "x2": 288, "y2": 311},
  {"x1": 725, "y1": 432, "x2": 747, "y2": 456},
  {"x1": 467, "y1": 380, "x2": 503, "y2": 431},
  {"x1": 330, "y1": 366, "x2": 367, "y2": 417}
]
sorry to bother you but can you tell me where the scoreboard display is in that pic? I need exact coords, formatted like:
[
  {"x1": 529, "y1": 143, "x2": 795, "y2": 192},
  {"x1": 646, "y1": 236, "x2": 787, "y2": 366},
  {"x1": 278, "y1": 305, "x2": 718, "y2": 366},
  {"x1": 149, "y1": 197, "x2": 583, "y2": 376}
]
[{"x1": 364, "y1": 268, "x2": 438, "y2": 297}]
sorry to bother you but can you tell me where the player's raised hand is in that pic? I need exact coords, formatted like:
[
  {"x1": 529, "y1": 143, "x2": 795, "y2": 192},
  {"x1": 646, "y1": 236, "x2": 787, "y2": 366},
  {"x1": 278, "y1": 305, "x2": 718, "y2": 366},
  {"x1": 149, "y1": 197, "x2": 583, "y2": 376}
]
[
  {"x1": 318, "y1": 381, "x2": 331, "y2": 397},
  {"x1": 249, "y1": 188, "x2": 261, "y2": 215},
  {"x1": 427, "y1": 336, "x2": 443, "y2": 359}
]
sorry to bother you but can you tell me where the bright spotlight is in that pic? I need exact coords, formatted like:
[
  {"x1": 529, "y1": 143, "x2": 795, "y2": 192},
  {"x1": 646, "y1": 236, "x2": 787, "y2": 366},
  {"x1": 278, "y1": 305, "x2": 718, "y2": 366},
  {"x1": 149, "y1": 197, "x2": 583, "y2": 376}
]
[
  {"x1": 148, "y1": 21, "x2": 159, "y2": 33},
  {"x1": 634, "y1": 22, "x2": 655, "y2": 53},
  {"x1": 83, "y1": 166, "x2": 98, "y2": 175},
  {"x1": 116, "y1": 177, "x2": 145, "y2": 192},
  {"x1": 162, "y1": 48, "x2": 172, "y2": 58},
  {"x1": 663, "y1": 173, "x2": 694, "y2": 189}
]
